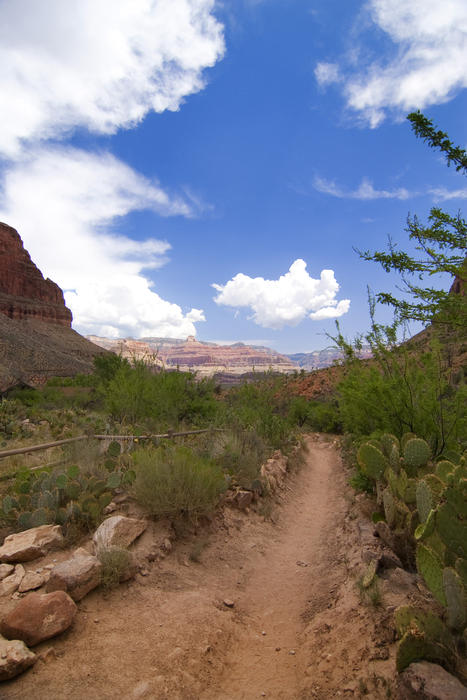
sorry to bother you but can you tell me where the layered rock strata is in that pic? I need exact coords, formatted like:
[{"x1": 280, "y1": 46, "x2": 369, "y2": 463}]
[
  {"x1": 0, "y1": 222, "x2": 72, "y2": 326},
  {"x1": 88, "y1": 335, "x2": 298, "y2": 377}
]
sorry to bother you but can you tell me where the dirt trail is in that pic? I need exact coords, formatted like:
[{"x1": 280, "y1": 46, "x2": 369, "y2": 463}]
[
  {"x1": 201, "y1": 436, "x2": 346, "y2": 699},
  {"x1": 1, "y1": 435, "x2": 396, "y2": 699}
]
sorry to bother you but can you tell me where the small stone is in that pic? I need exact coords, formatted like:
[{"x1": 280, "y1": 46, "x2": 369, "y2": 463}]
[
  {"x1": 38, "y1": 647, "x2": 56, "y2": 663},
  {"x1": 0, "y1": 565, "x2": 25, "y2": 596},
  {"x1": 0, "y1": 564, "x2": 15, "y2": 581},
  {"x1": 275, "y1": 647, "x2": 281, "y2": 652},
  {"x1": 223, "y1": 599, "x2": 235, "y2": 608},
  {"x1": 140, "y1": 569, "x2": 149, "y2": 577},
  {"x1": 94, "y1": 618, "x2": 99, "y2": 623},
  {"x1": 18, "y1": 571, "x2": 45, "y2": 593},
  {"x1": 261, "y1": 630, "x2": 266, "y2": 636},
  {"x1": 162, "y1": 538, "x2": 172, "y2": 553},
  {"x1": 289, "y1": 650, "x2": 296, "y2": 655},
  {"x1": 0, "y1": 636, "x2": 36, "y2": 680}
]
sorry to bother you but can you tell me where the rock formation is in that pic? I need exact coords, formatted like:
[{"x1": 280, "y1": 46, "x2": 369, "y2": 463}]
[
  {"x1": 88, "y1": 335, "x2": 298, "y2": 377},
  {"x1": 0, "y1": 222, "x2": 107, "y2": 392},
  {"x1": 0, "y1": 222, "x2": 72, "y2": 326}
]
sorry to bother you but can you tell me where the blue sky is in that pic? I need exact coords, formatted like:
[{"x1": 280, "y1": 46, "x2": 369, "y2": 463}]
[{"x1": 1, "y1": 0, "x2": 466, "y2": 353}]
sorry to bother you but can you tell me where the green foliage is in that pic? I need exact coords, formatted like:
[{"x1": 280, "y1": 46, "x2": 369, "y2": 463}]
[
  {"x1": 335, "y1": 320, "x2": 466, "y2": 455},
  {"x1": 443, "y1": 567, "x2": 466, "y2": 631},
  {"x1": 132, "y1": 444, "x2": 226, "y2": 519},
  {"x1": 358, "y1": 112, "x2": 466, "y2": 329},
  {"x1": 104, "y1": 361, "x2": 217, "y2": 427}
]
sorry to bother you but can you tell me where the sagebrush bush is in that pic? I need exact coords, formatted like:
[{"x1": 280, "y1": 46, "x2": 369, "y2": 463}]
[
  {"x1": 98, "y1": 546, "x2": 132, "y2": 590},
  {"x1": 132, "y1": 445, "x2": 226, "y2": 518}
]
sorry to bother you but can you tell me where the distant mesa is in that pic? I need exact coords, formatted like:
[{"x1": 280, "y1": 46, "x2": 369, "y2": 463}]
[{"x1": 0, "y1": 222, "x2": 106, "y2": 393}]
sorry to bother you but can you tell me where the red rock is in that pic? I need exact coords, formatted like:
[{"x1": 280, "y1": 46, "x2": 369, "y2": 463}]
[
  {"x1": 0, "y1": 222, "x2": 72, "y2": 326},
  {"x1": 0, "y1": 591, "x2": 77, "y2": 646}
]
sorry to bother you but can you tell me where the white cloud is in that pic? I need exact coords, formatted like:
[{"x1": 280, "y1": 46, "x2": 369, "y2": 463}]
[
  {"x1": 313, "y1": 175, "x2": 411, "y2": 200},
  {"x1": 0, "y1": 147, "x2": 205, "y2": 338},
  {"x1": 314, "y1": 62, "x2": 341, "y2": 87},
  {"x1": 428, "y1": 186, "x2": 467, "y2": 201},
  {"x1": 212, "y1": 259, "x2": 350, "y2": 329},
  {"x1": 0, "y1": 0, "x2": 225, "y2": 157},
  {"x1": 317, "y1": 0, "x2": 467, "y2": 126}
]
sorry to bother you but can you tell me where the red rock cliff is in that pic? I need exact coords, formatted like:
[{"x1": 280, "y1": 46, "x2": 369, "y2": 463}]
[{"x1": 0, "y1": 222, "x2": 72, "y2": 326}]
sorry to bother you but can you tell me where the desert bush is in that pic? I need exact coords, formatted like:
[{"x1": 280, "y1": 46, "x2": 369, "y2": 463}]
[
  {"x1": 334, "y1": 316, "x2": 466, "y2": 456},
  {"x1": 98, "y1": 545, "x2": 132, "y2": 590},
  {"x1": 214, "y1": 428, "x2": 268, "y2": 489},
  {"x1": 132, "y1": 444, "x2": 226, "y2": 518},
  {"x1": 104, "y1": 361, "x2": 217, "y2": 427}
]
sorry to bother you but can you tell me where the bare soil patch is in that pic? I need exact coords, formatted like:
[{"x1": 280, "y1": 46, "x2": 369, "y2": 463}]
[{"x1": 1, "y1": 435, "x2": 401, "y2": 699}]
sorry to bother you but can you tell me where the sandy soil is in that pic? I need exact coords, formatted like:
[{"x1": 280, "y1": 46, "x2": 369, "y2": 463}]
[{"x1": 1, "y1": 434, "x2": 399, "y2": 700}]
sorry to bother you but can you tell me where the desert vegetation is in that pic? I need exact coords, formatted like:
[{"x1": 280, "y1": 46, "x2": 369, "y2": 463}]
[{"x1": 0, "y1": 112, "x2": 465, "y2": 689}]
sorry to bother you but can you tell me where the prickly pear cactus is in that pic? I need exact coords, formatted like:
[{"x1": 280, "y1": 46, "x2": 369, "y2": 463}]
[
  {"x1": 403, "y1": 438, "x2": 431, "y2": 472},
  {"x1": 436, "y1": 460, "x2": 455, "y2": 483},
  {"x1": 416, "y1": 543, "x2": 447, "y2": 606},
  {"x1": 416, "y1": 480, "x2": 432, "y2": 523},
  {"x1": 437, "y1": 502, "x2": 467, "y2": 559},
  {"x1": 415, "y1": 509, "x2": 436, "y2": 541},
  {"x1": 380, "y1": 433, "x2": 399, "y2": 458},
  {"x1": 357, "y1": 443, "x2": 387, "y2": 480},
  {"x1": 383, "y1": 487, "x2": 396, "y2": 527},
  {"x1": 443, "y1": 567, "x2": 466, "y2": 631},
  {"x1": 395, "y1": 606, "x2": 456, "y2": 672}
]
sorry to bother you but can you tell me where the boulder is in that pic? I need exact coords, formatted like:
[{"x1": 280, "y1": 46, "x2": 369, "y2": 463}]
[
  {"x1": 0, "y1": 635, "x2": 36, "y2": 681},
  {"x1": 1, "y1": 591, "x2": 77, "y2": 646},
  {"x1": 46, "y1": 553, "x2": 102, "y2": 601},
  {"x1": 397, "y1": 661, "x2": 467, "y2": 699},
  {"x1": 93, "y1": 516, "x2": 147, "y2": 550},
  {"x1": 18, "y1": 571, "x2": 46, "y2": 593},
  {"x1": 0, "y1": 564, "x2": 14, "y2": 581},
  {"x1": 0, "y1": 565, "x2": 25, "y2": 597},
  {"x1": 0, "y1": 525, "x2": 63, "y2": 562}
]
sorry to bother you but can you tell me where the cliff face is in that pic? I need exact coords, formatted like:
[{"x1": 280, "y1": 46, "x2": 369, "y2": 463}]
[
  {"x1": 88, "y1": 335, "x2": 298, "y2": 377},
  {"x1": 0, "y1": 222, "x2": 72, "y2": 326}
]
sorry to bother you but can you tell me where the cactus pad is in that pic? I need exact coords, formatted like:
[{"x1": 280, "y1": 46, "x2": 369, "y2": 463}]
[
  {"x1": 416, "y1": 543, "x2": 446, "y2": 606},
  {"x1": 383, "y1": 488, "x2": 396, "y2": 527},
  {"x1": 437, "y1": 502, "x2": 467, "y2": 559},
  {"x1": 443, "y1": 567, "x2": 466, "y2": 631},
  {"x1": 416, "y1": 480, "x2": 432, "y2": 523},
  {"x1": 436, "y1": 460, "x2": 455, "y2": 483},
  {"x1": 357, "y1": 443, "x2": 387, "y2": 480},
  {"x1": 403, "y1": 438, "x2": 431, "y2": 472}
]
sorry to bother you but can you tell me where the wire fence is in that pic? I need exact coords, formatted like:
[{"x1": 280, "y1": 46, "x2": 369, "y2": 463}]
[{"x1": 0, "y1": 428, "x2": 225, "y2": 481}]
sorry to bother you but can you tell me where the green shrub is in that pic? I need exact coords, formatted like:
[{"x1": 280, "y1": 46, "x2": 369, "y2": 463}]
[
  {"x1": 98, "y1": 546, "x2": 132, "y2": 590},
  {"x1": 132, "y1": 445, "x2": 226, "y2": 518}
]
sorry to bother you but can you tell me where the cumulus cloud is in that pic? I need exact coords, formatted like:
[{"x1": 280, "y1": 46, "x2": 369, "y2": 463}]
[
  {"x1": 313, "y1": 175, "x2": 411, "y2": 200},
  {"x1": 317, "y1": 0, "x2": 467, "y2": 126},
  {"x1": 0, "y1": 0, "x2": 225, "y2": 157},
  {"x1": 212, "y1": 259, "x2": 350, "y2": 329},
  {"x1": 0, "y1": 0, "x2": 225, "y2": 338},
  {"x1": 314, "y1": 62, "x2": 341, "y2": 87},
  {"x1": 0, "y1": 147, "x2": 206, "y2": 338}
]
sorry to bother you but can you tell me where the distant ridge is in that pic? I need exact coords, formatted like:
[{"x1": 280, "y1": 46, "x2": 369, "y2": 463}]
[{"x1": 87, "y1": 335, "x2": 298, "y2": 377}]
